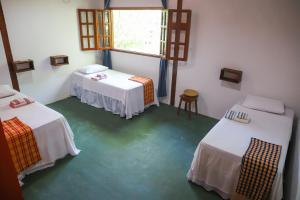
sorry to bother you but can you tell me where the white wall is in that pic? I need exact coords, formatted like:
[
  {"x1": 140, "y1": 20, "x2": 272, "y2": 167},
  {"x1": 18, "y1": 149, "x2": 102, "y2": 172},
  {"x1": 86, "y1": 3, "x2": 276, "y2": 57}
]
[
  {"x1": 108, "y1": 0, "x2": 300, "y2": 119},
  {"x1": 1, "y1": 0, "x2": 102, "y2": 104}
]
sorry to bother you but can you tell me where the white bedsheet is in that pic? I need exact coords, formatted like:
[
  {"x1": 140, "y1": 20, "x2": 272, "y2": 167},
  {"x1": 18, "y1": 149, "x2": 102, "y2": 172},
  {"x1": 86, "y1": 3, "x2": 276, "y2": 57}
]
[
  {"x1": 187, "y1": 104, "x2": 294, "y2": 200},
  {"x1": 0, "y1": 91, "x2": 80, "y2": 182},
  {"x1": 71, "y1": 69, "x2": 159, "y2": 119}
]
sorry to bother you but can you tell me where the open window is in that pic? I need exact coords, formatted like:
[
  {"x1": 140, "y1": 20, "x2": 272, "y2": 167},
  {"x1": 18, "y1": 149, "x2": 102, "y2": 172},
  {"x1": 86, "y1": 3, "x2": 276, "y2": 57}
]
[
  {"x1": 78, "y1": 9, "x2": 113, "y2": 50},
  {"x1": 78, "y1": 9, "x2": 97, "y2": 50},
  {"x1": 166, "y1": 9, "x2": 192, "y2": 61},
  {"x1": 96, "y1": 10, "x2": 113, "y2": 49},
  {"x1": 77, "y1": 8, "x2": 191, "y2": 61},
  {"x1": 112, "y1": 9, "x2": 162, "y2": 56},
  {"x1": 160, "y1": 9, "x2": 168, "y2": 57}
]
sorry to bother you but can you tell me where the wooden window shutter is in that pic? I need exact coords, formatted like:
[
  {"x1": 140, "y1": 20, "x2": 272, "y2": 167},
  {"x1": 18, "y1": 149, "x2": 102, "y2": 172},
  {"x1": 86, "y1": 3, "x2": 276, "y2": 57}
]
[
  {"x1": 78, "y1": 9, "x2": 98, "y2": 50},
  {"x1": 166, "y1": 9, "x2": 192, "y2": 61},
  {"x1": 160, "y1": 9, "x2": 168, "y2": 57},
  {"x1": 96, "y1": 10, "x2": 113, "y2": 50}
]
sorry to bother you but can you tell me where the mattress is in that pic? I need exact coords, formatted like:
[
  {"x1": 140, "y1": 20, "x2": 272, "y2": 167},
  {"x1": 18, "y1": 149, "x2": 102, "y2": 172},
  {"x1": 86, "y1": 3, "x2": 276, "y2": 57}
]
[
  {"x1": 187, "y1": 104, "x2": 294, "y2": 200},
  {"x1": 71, "y1": 69, "x2": 159, "y2": 119},
  {"x1": 0, "y1": 90, "x2": 80, "y2": 182}
]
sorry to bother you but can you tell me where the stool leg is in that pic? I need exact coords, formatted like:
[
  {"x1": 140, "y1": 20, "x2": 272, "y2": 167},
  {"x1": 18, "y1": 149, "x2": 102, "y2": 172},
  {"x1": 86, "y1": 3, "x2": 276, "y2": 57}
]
[
  {"x1": 177, "y1": 98, "x2": 183, "y2": 116},
  {"x1": 195, "y1": 99, "x2": 198, "y2": 115},
  {"x1": 185, "y1": 102, "x2": 187, "y2": 111},
  {"x1": 189, "y1": 102, "x2": 192, "y2": 120}
]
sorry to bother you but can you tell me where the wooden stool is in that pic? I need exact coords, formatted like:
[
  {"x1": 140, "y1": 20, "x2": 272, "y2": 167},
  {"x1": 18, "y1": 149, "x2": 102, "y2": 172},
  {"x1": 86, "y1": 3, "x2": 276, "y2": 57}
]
[{"x1": 177, "y1": 89, "x2": 199, "y2": 120}]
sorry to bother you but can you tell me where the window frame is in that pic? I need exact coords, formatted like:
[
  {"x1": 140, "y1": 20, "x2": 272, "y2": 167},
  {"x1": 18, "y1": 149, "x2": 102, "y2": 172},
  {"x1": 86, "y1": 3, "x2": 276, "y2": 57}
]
[
  {"x1": 166, "y1": 9, "x2": 192, "y2": 61},
  {"x1": 96, "y1": 9, "x2": 114, "y2": 50},
  {"x1": 78, "y1": 9, "x2": 98, "y2": 50}
]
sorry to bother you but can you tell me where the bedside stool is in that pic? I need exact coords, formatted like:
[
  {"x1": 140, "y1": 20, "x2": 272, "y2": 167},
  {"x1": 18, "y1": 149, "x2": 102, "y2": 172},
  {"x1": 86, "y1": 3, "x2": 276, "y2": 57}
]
[{"x1": 177, "y1": 89, "x2": 199, "y2": 120}]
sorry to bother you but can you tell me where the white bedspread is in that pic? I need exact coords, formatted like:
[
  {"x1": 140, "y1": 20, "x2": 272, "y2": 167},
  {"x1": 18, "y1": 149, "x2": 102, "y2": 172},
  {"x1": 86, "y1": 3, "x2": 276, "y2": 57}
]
[
  {"x1": 0, "y1": 91, "x2": 80, "y2": 182},
  {"x1": 187, "y1": 104, "x2": 294, "y2": 200},
  {"x1": 71, "y1": 69, "x2": 159, "y2": 119}
]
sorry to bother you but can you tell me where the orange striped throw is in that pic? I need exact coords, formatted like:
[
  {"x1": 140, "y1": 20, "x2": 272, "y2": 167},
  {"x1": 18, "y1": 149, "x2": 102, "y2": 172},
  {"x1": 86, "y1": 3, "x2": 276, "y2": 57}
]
[
  {"x1": 233, "y1": 138, "x2": 281, "y2": 200},
  {"x1": 129, "y1": 76, "x2": 154, "y2": 106},
  {"x1": 2, "y1": 117, "x2": 41, "y2": 174}
]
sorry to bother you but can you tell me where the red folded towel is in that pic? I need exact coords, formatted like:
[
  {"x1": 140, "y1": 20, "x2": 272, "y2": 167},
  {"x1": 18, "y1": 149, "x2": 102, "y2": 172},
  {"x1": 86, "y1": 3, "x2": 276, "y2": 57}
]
[{"x1": 9, "y1": 98, "x2": 34, "y2": 108}]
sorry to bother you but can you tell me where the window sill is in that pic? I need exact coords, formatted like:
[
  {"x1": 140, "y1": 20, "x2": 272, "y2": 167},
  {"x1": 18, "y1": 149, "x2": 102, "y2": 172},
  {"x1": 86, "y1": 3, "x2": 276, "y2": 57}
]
[{"x1": 111, "y1": 48, "x2": 162, "y2": 59}]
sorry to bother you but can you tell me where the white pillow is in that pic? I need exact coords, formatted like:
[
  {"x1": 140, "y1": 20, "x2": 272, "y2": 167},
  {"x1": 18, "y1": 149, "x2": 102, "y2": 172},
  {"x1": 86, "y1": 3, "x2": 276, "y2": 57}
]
[
  {"x1": 242, "y1": 95, "x2": 285, "y2": 114},
  {"x1": 0, "y1": 85, "x2": 15, "y2": 99},
  {"x1": 79, "y1": 64, "x2": 108, "y2": 74}
]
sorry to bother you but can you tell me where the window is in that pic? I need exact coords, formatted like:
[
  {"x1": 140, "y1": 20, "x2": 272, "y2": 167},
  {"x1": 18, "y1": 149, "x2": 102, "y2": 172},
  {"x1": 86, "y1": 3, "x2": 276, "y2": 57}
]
[
  {"x1": 112, "y1": 10, "x2": 162, "y2": 56},
  {"x1": 77, "y1": 8, "x2": 192, "y2": 61}
]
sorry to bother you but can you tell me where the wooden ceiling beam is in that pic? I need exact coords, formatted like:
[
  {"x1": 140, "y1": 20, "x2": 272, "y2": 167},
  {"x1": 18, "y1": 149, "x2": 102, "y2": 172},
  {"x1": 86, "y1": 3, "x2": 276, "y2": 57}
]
[{"x1": 0, "y1": 1, "x2": 20, "y2": 91}]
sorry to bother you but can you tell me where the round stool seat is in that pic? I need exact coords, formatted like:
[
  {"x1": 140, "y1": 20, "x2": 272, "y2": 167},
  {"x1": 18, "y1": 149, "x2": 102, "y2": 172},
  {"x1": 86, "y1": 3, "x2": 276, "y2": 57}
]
[
  {"x1": 184, "y1": 89, "x2": 199, "y2": 97},
  {"x1": 177, "y1": 90, "x2": 199, "y2": 120}
]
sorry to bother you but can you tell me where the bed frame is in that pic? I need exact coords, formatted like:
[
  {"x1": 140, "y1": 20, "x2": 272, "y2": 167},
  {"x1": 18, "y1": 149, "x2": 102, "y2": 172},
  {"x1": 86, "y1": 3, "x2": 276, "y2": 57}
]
[{"x1": 0, "y1": 119, "x2": 23, "y2": 199}]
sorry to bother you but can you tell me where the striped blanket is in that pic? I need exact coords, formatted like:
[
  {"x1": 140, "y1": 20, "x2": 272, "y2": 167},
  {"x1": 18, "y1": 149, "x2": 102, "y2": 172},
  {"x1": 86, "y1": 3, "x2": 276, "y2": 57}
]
[
  {"x1": 2, "y1": 117, "x2": 41, "y2": 173},
  {"x1": 234, "y1": 138, "x2": 282, "y2": 200},
  {"x1": 129, "y1": 76, "x2": 154, "y2": 106}
]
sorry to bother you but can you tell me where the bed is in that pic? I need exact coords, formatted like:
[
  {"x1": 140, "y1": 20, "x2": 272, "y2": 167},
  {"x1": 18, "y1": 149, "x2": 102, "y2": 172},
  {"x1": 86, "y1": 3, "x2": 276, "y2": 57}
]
[
  {"x1": 187, "y1": 103, "x2": 294, "y2": 200},
  {"x1": 71, "y1": 68, "x2": 159, "y2": 119},
  {"x1": 0, "y1": 87, "x2": 80, "y2": 182}
]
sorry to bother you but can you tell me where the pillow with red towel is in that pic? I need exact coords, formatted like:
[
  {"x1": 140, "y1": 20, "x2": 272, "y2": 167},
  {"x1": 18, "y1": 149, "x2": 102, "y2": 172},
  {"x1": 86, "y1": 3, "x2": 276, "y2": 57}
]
[{"x1": 10, "y1": 98, "x2": 34, "y2": 108}]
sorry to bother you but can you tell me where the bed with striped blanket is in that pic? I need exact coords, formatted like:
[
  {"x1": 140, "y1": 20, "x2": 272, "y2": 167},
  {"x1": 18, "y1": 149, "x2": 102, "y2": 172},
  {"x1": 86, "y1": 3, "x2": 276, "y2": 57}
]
[
  {"x1": 234, "y1": 138, "x2": 282, "y2": 200},
  {"x1": 187, "y1": 104, "x2": 294, "y2": 200},
  {"x1": 0, "y1": 87, "x2": 80, "y2": 183}
]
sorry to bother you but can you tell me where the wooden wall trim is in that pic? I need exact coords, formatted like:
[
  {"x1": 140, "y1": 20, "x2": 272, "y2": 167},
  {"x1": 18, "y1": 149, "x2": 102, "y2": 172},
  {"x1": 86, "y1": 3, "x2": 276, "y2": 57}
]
[
  {"x1": 111, "y1": 48, "x2": 162, "y2": 58},
  {"x1": 170, "y1": 0, "x2": 183, "y2": 106},
  {"x1": 0, "y1": 2, "x2": 20, "y2": 91},
  {"x1": 109, "y1": 7, "x2": 163, "y2": 10}
]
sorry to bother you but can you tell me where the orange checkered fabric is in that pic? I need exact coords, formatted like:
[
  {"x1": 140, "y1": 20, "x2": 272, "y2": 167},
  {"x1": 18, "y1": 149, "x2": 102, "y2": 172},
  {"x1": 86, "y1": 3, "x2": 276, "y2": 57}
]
[
  {"x1": 129, "y1": 76, "x2": 154, "y2": 106},
  {"x1": 234, "y1": 138, "x2": 281, "y2": 200},
  {"x1": 2, "y1": 117, "x2": 41, "y2": 174}
]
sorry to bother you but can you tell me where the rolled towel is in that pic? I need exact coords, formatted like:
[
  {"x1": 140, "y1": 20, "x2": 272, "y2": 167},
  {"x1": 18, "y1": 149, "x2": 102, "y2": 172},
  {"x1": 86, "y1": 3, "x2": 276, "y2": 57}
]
[
  {"x1": 225, "y1": 110, "x2": 251, "y2": 124},
  {"x1": 91, "y1": 74, "x2": 107, "y2": 81},
  {"x1": 91, "y1": 76, "x2": 101, "y2": 81},
  {"x1": 96, "y1": 73, "x2": 107, "y2": 79},
  {"x1": 10, "y1": 98, "x2": 34, "y2": 108}
]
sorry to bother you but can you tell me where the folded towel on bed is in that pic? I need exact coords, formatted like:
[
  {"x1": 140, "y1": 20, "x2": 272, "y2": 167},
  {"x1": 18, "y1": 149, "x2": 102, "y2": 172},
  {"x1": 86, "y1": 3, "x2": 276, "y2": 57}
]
[
  {"x1": 129, "y1": 76, "x2": 154, "y2": 106},
  {"x1": 9, "y1": 98, "x2": 34, "y2": 108},
  {"x1": 2, "y1": 117, "x2": 41, "y2": 173},
  {"x1": 91, "y1": 73, "x2": 107, "y2": 81},
  {"x1": 233, "y1": 138, "x2": 282, "y2": 200},
  {"x1": 225, "y1": 110, "x2": 251, "y2": 124}
]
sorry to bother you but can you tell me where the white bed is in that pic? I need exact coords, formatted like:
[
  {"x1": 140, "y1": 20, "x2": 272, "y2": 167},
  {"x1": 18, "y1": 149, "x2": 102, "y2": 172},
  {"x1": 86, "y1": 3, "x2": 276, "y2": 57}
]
[
  {"x1": 187, "y1": 104, "x2": 294, "y2": 200},
  {"x1": 71, "y1": 69, "x2": 159, "y2": 119},
  {"x1": 0, "y1": 89, "x2": 80, "y2": 182}
]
